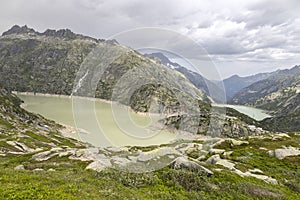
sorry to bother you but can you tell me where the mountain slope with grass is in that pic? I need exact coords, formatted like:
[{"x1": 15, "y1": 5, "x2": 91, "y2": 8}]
[{"x1": 231, "y1": 65, "x2": 300, "y2": 132}]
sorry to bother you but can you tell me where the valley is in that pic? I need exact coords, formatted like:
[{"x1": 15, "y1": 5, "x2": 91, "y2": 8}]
[{"x1": 0, "y1": 24, "x2": 299, "y2": 199}]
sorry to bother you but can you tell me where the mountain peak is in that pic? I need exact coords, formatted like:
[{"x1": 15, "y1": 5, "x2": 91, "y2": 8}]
[
  {"x1": 2, "y1": 25, "x2": 37, "y2": 36},
  {"x1": 43, "y1": 28, "x2": 77, "y2": 39},
  {"x1": 2, "y1": 25, "x2": 100, "y2": 42}
]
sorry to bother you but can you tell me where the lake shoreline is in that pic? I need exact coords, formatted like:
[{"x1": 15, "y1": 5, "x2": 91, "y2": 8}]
[
  {"x1": 212, "y1": 103, "x2": 272, "y2": 121},
  {"x1": 13, "y1": 91, "x2": 163, "y2": 117}
]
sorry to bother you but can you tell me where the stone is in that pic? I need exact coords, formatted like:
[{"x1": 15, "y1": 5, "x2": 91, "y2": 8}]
[
  {"x1": 245, "y1": 172, "x2": 278, "y2": 185},
  {"x1": 206, "y1": 154, "x2": 221, "y2": 164},
  {"x1": 86, "y1": 158, "x2": 112, "y2": 172},
  {"x1": 111, "y1": 156, "x2": 132, "y2": 167},
  {"x1": 32, "y1": 151, "x2": 58, "y2": 161},
  {"x1": 105, "y1": 146, "x2": 128, "y2": 153},
  {"x1": 268, "y1": 150, "x2": 274, "y2": 157},
  {"x1": 215, "y1": 159, "x2": 235, "y2": 170},
  {"x1": 137, "y1": 147, "x2": 179, "y2": 162},
  {"x1": 209, "y1": 148, "x2": 225, "y2": 154},
  {"x1": 175, "y1": 143, "x2": 200, "y2": 154},
  {"x1": 69, "y1": 148, "x2": 104, "y2": 161},
  {"x1": 259, "y1": 147, "x2": 268, "y2": 151},
  {"x1": 227, "y1": 139, "x2": 249, "y2": 146},
  {"x1": 234, "y1": 169, "x2": 278, "y2": 185},
  {"x1": 273, "y1": 146, "x2": 300, "y2": 160},
  {"x1": 33, "y1": 168, "x2": 44, "y2": 171},
  {"x1": 248, "y1": 168, "x2": 263, "y2": 174},
  {"x1": 171, "y1": 157, "x2": 213, "y2": 175},
  {"x1": 14, "y1": 164, "x2": 25, "y2": 170},
  {"x1": 223, "y1": 151, "x2": 233, "y2": 158},
  {"x1": 6, "y1": 141, "x2": 35, "y2": 152}
]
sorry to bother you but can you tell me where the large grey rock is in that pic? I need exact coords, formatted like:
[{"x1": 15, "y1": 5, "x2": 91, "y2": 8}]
[
  {"x1": 86, "y1": 158, "x2": 112, "y2": 172},
  {"x1": 273, "y1": 146, "x2": 300, "y2": 160},
  {"x1": 14, "y1": 164, "x2": 25, "y2": 170},
  {"x1": 206, "y1": 154, "x2": 235, "y2": 170},
  {"x1": 171, "y1": 157, "x2": 213, "y2": 175},
  {"x1": 69, "y1": 148, "x2": 103, "y2": 161},
  {"x1": 137, "y1": 147, "x2": 179, "y2": 162},
  {"x1": 215, "y1": 159, "x2": 235, "y2": 170},
  {"x1": 32, "y1": 150, "x2": 58, "y2": 161},
  {"x1": 105, "y1": 147, "x2": 128, "y2": 153},
  {"x1": 206, "y1": 154, "x2": 221, "y2": 164},
  {"x1": 175, "y1": 143, "x2": 202, "y2": 154},
  {"x1": 6, "y1": 141, "x2": 36, "y2": 152},
  {"x1": 209, "y1": 148, "x2": 225, "y2": 154},
  {"x1": 111, "y1": 156, "x2": 132, "y2": 167},
  {"x1": 235, "y1": 169, "x2": 278, "y2": 185}
]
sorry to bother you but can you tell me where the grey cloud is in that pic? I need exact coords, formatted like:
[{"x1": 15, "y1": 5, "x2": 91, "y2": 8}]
[{"x1": 0, "y1": 0, "x2": 299, "y2": 78}]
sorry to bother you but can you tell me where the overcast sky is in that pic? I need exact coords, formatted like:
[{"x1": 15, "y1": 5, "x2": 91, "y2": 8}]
[{"x1": 1, "y1": 0, "x2": 300, "y2": 78}]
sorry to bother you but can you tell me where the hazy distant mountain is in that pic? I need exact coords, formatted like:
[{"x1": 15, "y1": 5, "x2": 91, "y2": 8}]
[
  {"x1": 231, "y1": 65, "x2": 300, "y2": 132},
  {"x1": 223, "y1": 72, "x2": 274, "y2": 100},
  {"x1": 231, "y1": 65, "x2": 300, "y2": 107}
]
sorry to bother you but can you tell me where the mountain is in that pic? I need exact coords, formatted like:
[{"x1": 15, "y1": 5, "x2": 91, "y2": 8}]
[
  {"x1": 231, "y1": 65, "x2": 300, "y2": 132},
  {"x1": 0, "y1": 25, "x2": 270, "y2": 137},
  {"x1": 231, "y1": 65, "x2": 300, "y2": 108},
  {"x1": 144, "y1": 52, "x2": 225, "y2": 102},
  {"x1": 0, "y1": 25, "x2": 208, "y2": 114},
  {"x1": 223, "y1": 72, "x2": 274, "y2": 100}
]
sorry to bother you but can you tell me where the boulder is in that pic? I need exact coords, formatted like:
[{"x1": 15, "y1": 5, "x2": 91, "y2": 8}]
[
  {"x1": 85, "y1": 158, "x2": 112, "y2": 172},
  {"x1": 273, "y1": 146, "x2": 300, "y2": 160},
  {"x1": 69, "y1": 148, "x2": 104, "y2": 161},
  {"x1": 227, "y1": 139, "x2": 249, "y2": 146},
  {"x1": 206, "y1": 154, "x2": 221, "y2": 164},
  {"x1": 209, "y1": 148, "x2": 225, "y2": 154},
  {"x1": 14, "y1": 164, "x2": 25, "y2": 170},
  {"x1": 216, "y1": 159, "x2": 235, "y2": 170},
  {"x1": 171, "y1": 157, "x2": 213, "y2": 175},
  {"x1": 32, "y1": 150, "x2": 58, "y2": 161},
  {"x1": 137, "y1": 147, "x2": 179, "y2": 162}
]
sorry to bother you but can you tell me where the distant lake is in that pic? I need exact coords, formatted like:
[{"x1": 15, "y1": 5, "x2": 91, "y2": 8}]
[
  {"x1": 17, "y1": 94, "x2": 179, "y2": 147},
  {"x1": 212, "y1": 103, "x2": 271, "y2": 121}
]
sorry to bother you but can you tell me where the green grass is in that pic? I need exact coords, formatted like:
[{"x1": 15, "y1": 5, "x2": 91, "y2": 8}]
[{"x1": 1, "y1": 164, "x2": 299, "y2": 200}]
